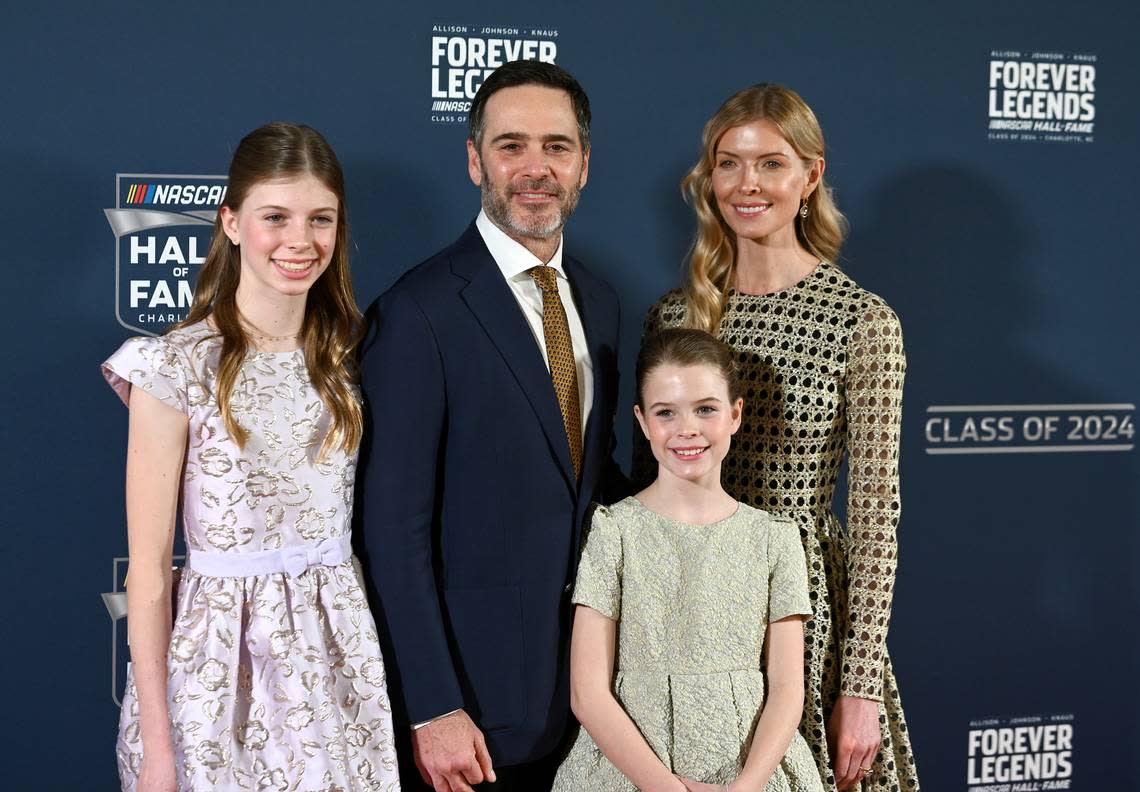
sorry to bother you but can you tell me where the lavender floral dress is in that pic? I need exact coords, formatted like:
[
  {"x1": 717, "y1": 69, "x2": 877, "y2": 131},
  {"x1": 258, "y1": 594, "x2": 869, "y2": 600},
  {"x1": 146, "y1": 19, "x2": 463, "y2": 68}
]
[{"x1": 104, "y1": 321, "x2": 400, "y2": 792}]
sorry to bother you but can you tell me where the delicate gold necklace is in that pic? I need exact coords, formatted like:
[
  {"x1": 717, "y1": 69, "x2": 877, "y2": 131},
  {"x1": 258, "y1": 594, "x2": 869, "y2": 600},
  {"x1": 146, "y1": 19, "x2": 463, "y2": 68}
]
[
  {"x1": 248, "y1": 331, "x2": 300, "y2": 342},
  {"x1": 241, "y1": 322, "x2": 302, "y2": 342}
]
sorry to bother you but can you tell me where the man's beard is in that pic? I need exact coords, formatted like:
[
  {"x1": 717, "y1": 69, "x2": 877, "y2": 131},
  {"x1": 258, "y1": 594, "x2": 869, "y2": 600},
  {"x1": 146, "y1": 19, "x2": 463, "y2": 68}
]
[{"x1": 481, "y1": 164, "x2": 582, "y2": 240}]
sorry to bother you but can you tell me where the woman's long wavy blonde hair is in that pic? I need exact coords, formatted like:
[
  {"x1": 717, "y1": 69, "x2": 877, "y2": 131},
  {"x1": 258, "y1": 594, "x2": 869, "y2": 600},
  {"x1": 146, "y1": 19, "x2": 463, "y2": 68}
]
[
  {"x1": 177, "y1": 122, "x2": 362, "y2": 460},
  {"x1": 681, "y1": 84, "x2": 848, "y2": 333}
]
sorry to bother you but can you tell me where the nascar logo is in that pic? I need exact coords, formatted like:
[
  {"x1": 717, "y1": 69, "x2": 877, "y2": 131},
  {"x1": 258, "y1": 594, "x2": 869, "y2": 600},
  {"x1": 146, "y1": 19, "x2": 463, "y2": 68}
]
[{"x1": 123, "y1": 182, "x2": 227, "y2": 206}]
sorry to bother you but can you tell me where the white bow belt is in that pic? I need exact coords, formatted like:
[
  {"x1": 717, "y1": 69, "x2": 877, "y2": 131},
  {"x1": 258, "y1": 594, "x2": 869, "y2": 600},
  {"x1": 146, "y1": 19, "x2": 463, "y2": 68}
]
[{"x1": 187, "y1": 534, "x2": 353, "y2": 579}]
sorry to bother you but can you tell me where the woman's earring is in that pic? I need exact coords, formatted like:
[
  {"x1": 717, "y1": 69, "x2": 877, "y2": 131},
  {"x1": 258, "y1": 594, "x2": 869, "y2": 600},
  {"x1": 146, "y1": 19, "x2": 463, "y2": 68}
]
[{"x1": 799, "y1": 199, "x2": 810, "y2": 218}]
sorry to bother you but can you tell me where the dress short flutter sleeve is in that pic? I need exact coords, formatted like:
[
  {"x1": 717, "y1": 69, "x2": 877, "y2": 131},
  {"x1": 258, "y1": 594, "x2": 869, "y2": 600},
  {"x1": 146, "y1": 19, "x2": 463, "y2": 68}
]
[
  {"x1": 102, "y1": 335, "x2": 190, "y2": 413},
  {"x1": 571, "y1": 505, "x2": 623, "y2": 620},
  {"x1": 767, "y1": 518, "x2": 813, "y2": 623}
]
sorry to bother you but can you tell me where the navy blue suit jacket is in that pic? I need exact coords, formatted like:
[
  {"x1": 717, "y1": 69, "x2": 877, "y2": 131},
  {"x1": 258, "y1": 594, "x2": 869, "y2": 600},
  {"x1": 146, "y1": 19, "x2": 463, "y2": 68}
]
[{"x1": 357, "y1": 223, "x2": 624, "y2": 766}]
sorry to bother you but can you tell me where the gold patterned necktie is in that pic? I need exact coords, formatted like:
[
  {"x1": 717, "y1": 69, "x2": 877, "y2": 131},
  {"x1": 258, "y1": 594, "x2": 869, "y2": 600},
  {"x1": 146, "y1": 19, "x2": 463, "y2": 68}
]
[{"x1": 528, "y1": 265, "x2": 583, "y2": 479}]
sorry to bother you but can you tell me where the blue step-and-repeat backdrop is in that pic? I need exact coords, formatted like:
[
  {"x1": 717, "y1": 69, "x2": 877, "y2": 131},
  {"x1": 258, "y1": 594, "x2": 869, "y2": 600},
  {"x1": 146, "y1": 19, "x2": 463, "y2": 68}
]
[{"x1": 3, "y1": 1, "x2": 1137, "y2": 789}]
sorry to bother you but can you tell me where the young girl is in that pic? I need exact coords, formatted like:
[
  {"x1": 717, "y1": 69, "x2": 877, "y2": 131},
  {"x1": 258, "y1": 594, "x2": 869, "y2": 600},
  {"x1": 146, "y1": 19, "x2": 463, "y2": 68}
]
[
  {"x1": 553, "y1": 328, "x2": 823, "y2": 792},
  {"x1": 103, "y1": 123, "x2": 400, "y2": 792}
]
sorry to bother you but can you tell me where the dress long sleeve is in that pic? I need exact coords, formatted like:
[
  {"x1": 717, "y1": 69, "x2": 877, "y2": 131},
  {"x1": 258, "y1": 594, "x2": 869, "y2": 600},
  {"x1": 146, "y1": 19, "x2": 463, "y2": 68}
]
[{"x1": 839, "y1": 298, "x2": 906, "y2": 701}]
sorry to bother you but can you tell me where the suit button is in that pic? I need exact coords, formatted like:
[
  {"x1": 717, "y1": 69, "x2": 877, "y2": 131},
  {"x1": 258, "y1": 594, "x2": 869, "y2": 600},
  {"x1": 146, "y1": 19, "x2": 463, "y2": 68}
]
[{"x1": 563, "y1": 582, "x2": 572, "y2": 595}]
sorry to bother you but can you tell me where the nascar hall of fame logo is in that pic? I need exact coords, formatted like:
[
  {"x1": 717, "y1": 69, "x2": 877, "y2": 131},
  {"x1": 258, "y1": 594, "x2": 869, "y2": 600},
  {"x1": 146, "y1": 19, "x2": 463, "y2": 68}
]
[
  {"x1": 429, "y1": 23, "x2": 559, "y2": 124},
  {"x1": 924, "y1": 402, "x2": 1135, "y2": 455},
  {"x1": 967, "y1": 714, "x2": 1074, "y2": 791},
  {"x1": 105, "y1": 173, "x2": 227, "y2": 336},
  {"x1": 987, "y1": 50, "x2": 1097, "y2": 144}
]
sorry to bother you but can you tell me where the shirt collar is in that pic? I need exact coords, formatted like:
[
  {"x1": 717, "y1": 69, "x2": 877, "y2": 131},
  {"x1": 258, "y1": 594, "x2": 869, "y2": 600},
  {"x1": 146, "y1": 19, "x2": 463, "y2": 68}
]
[{"x1": 476, "y1": 208, "x2": 565, "y2": 281}]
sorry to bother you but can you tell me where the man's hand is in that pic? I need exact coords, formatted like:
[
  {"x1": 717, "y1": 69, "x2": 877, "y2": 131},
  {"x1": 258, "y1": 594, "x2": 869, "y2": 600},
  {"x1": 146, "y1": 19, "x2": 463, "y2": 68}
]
[
  {"x1": 828, "y1": 695, "x2": 881, "y2": 790},
  {"x1": 412, "y1": 710, "x2": 496, "y2": 792}
]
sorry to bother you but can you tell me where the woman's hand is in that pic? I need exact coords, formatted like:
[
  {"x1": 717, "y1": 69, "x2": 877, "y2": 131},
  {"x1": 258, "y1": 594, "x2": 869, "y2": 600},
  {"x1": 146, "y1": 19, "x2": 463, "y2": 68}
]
[
  {"x1": 828, "y1": 694, "x2": 881, "y2": 789},
  {"x1": 677, "y1": 777, "x2": 725, "y2": 792},
  {"x1": 137, "y1": 742, "x2": 177, "y2": 792}
]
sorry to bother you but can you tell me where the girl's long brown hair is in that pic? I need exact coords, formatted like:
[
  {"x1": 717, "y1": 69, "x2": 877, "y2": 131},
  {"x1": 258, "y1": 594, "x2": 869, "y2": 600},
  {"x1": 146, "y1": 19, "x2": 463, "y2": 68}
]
[
  {"x1": 681, "y1": 84, "x2": 848, "y2": 333},
  {"x1": 177, "y1": 122, "x2": 362, "y2": 459}
]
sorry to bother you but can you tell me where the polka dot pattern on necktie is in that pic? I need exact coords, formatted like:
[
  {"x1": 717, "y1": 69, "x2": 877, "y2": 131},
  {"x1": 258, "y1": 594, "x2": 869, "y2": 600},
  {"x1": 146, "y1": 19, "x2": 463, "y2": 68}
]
[{"x1": 529, "y1": 265, "x2": 583, "y2": 478}]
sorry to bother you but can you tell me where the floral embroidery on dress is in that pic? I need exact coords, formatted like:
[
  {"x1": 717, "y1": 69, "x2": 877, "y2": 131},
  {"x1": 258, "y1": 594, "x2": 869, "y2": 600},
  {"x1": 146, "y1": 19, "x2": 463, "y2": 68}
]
[{"x1": 103, "y1": 321, "x2": 400, "y2": 791}]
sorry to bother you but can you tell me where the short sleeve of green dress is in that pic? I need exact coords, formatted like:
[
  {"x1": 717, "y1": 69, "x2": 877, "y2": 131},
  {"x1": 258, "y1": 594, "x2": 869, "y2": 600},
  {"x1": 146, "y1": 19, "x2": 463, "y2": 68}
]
[
  {"x1": 553, "y1": 498, "x2": 824, "y2": 792},
  {"x1": 572, "y1": 505, "x2": 623, "y2": 620},
  {"x1": 768, "y1": 518, "x2": 813, "y2": 623}
]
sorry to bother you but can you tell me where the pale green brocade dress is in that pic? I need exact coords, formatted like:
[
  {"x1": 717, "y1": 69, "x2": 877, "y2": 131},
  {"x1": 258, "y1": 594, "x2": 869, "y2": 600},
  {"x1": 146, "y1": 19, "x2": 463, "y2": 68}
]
[{"x1": 552, "y1": 498, "x2": 824, "y2": 791}]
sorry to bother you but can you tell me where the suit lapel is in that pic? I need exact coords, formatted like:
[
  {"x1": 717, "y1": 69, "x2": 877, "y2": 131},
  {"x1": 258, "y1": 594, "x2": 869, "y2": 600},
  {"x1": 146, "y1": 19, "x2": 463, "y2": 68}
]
[
  {"x1": 452, "y1": 226, "x2": 577, "y2": 491},
  {"x1": 565, "y1": 255, "x2": 609, "y2": 494}
]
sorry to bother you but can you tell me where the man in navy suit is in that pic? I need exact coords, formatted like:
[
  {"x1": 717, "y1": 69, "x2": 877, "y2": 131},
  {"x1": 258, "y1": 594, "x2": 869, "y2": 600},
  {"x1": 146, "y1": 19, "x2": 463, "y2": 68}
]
[{"x1": 358, "y1": 60, "x2": 624, "y2": 791}]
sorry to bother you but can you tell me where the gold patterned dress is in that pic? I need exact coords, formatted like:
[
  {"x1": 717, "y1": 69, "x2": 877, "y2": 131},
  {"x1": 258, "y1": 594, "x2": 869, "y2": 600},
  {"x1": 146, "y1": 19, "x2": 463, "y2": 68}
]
[
  {"x1": 552, "y1": 498, "x2": 823, "y2": 791},
  {"x1": 638, "y1": 263, "x2": 920, "y2": 792},
  {"x1": 103, "y1": 321, "x2": 400, "y2": 792}
]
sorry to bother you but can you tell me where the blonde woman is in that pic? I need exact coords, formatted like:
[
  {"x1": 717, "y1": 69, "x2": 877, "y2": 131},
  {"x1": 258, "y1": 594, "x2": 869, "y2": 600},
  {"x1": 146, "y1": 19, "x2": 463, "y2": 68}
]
[
  {"x1": 638, "y1": 85, "x2": 919, "y2": 792},
  {"x1": 103, "y1": 123, "x2": 399, "y2": 791}
]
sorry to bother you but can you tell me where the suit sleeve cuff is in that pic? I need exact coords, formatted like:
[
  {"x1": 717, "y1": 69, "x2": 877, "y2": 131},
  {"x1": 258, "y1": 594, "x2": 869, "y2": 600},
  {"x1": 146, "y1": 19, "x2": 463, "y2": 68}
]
[{"x1": 411, "y1": 708, "x2": 463, "y2": 730}]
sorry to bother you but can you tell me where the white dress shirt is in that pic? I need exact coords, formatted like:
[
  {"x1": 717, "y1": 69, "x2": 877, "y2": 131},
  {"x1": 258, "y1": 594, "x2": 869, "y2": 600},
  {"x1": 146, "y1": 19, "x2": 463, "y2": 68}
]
[{"x1": 475, "y1": 209, "x2": 594, "y2": 435}]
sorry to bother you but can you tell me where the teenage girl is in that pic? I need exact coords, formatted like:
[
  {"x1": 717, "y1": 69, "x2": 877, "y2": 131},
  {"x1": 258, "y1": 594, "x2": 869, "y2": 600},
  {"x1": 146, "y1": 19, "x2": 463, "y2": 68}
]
[{"x1": 104, "y1": 123, "x2": 400, "y2": 792}]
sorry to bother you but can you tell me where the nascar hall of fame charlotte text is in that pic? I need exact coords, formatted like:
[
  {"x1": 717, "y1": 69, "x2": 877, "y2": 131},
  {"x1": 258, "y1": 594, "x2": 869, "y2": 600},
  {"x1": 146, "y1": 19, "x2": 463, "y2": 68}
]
[
  {"x1": 429, "y1": 24, "x2": 559, "y2": 124},
  {"x1": 967, "y1": 714, "x2": 1074, "y2": 791},
  {"x1": 987, "y1": 50, "x2": 1096, "y2": 144}
]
